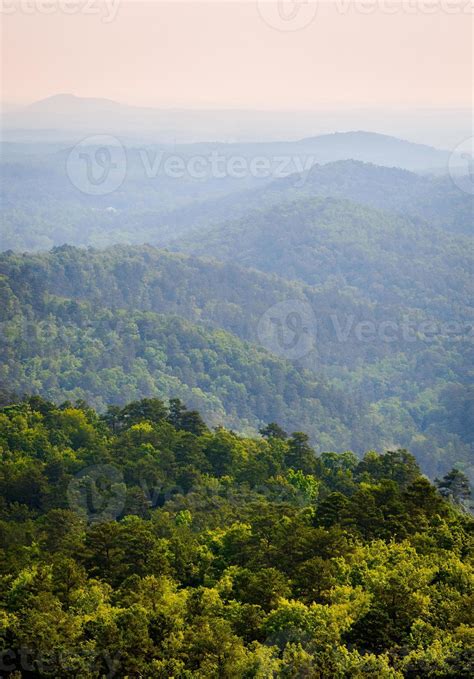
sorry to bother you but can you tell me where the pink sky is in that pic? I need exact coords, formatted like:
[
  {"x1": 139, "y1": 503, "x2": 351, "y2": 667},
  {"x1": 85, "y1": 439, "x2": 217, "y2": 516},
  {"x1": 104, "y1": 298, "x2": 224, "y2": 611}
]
[{"x1": 2, "y1": 1, "x2": 472, "y2": 110}]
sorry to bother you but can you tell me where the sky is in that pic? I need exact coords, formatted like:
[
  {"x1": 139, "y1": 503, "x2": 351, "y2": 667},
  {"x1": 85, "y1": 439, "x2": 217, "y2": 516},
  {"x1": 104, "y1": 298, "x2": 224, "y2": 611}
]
[{"x1": 1, "y1": 1, "x2": 472, "y2": 111}]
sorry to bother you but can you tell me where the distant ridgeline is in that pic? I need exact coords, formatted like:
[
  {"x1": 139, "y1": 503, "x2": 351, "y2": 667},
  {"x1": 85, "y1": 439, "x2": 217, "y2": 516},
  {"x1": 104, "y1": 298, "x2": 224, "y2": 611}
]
[
  {"x1": 0, "y1": 395, "x2": 472, "y2": 677},
  {"x1": 0, "y1": 154, "x2": 471, "y2": 252}
]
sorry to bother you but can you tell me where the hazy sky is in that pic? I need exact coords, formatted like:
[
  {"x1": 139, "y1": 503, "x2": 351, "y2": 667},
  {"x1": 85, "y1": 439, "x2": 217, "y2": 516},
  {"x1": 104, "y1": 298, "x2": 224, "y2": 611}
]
[{"x1": 2, "y1": 1, "x2": 472, "y2": 110}]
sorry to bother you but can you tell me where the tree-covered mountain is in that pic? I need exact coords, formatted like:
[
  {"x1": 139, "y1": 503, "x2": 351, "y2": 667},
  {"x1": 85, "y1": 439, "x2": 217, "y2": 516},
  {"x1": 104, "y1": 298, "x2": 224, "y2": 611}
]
[
  {"x1": 0, "y1": 256, "x2": 368, "y2": 453},
  {"x1": 2, "y1": 141, "x2": 469, "y2": 252},
  {"x1": 175, "y1": 198, "x2": 473, "y2": 481},
  {"x1": 0, "y1": 245, "x2": 471, "y2": 481},
  {"x1": 0, "y1": 395, "x2": 472, "y2": 677},
  {"x1": 167, "y1": 160, "x2": 472, "y2": 236},
  {"x1": 262, "y1": 160, "x2": 472, "y2": 233},
  {"x1": 176, "y1": 196, "x2": 472, "y2": 323}
]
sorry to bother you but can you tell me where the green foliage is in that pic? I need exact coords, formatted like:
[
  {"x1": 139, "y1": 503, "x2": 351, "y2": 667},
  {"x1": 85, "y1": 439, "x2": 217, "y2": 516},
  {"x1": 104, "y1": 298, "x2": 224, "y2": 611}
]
[
  {"x1": 0, "y1": 251, "x2": 370, "y2": 455},
  {"x1": 0, "y1": 397, "x2": 472, "y2": 677},
  {"x1": 0, "y1": 242, "x2": 470, "y2": 483}
]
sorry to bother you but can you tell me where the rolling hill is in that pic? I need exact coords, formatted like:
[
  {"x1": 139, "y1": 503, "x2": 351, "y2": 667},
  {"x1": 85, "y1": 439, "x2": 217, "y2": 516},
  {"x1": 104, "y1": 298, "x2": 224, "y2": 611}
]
[
  {"x1": 0, "y1": 244, "x2": 471, "y2": 480},
  {"x1": 166, "y1": 159, "x2": 472, "y2": 236},
  {"x1": 176, "y1": 196, "x2": 472, "y2": 312}
]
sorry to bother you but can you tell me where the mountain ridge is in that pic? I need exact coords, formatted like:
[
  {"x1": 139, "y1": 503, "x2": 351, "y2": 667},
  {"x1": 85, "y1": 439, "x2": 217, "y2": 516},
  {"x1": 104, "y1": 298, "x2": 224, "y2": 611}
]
[
  {"x1": 0, "y1": 243, "x2": 471, "y2": 481},
  {"x1": 2, "y1": 95, "x2": 458, "y2": 168}
]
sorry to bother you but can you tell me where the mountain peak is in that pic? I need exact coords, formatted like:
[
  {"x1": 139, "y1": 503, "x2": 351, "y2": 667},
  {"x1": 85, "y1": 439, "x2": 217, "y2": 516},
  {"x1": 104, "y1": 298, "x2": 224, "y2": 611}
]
[{"x1": 26, "y1": 93, "x2": 122, "y2": 113}]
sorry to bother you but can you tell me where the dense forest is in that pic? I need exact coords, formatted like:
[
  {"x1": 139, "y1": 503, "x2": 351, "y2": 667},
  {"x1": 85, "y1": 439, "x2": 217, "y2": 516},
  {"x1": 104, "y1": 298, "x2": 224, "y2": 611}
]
[
  {"x1": 0, "y1": 244, "x2": 471, "y2": 483},
  {"x1": 2, "y1": 3, "x2": 473, "y2": 673},
  {"x1": 1, "y1": 128, "x2": 472, "y2": 677},
  {"x1": 177, "y1": 196, "x2": 471, "y2": 307},
  {"x1": 0, "y1": 395, "x2": 472, "y2": 677}
]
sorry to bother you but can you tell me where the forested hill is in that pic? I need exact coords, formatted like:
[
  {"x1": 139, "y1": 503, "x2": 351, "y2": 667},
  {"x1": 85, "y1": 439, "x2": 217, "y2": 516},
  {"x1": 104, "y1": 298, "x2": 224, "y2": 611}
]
[
  {"x1": 0, "y1": 250, "x2": 370, "y2": 453},
  {"x1": 176, "y1": 196, "x2": 471, "y2": 307},
  {"x1": 174, "y1": 197, "x2": 473, "y2": 482},
  {"x1": 0, "y1": 395, "x2": 472, "y2": 677},
  {"x1": 166, "y1": 160, "x2": 472, "y2": 236},
  {"x1": 1, "y1": 148, "x2": 470, "y2": 252},
  {"x1": 0, "y1": 245, "x2": 472, "y2": 482},
  {"x1": 260, "y1": 160, "x2": 473, "y2": 233}
]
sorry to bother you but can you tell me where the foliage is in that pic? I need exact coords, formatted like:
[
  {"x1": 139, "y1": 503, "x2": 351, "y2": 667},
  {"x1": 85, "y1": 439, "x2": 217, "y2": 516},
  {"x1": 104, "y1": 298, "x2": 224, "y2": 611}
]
[
  {"x1": 0, "y1": 396, "x2": 472, "y2": 677},
  {"x1": 0, "y1": 243, "x2": 471, "y2": 482}
]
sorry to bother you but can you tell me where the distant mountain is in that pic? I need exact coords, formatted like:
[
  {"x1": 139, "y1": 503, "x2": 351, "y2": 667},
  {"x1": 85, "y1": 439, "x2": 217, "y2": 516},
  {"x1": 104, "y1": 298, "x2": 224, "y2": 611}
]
[
  {"x1": 2, "y1": 95, "x2": 458, "y2": 170},
  {"x1": 289, "y1": 131, "x2": 453, "y2": 171},
  {"x1": 3, "y1": 94, "x2": 471, "y2": 147},
  {"x1": 1, "y1": 143, "x2": 468, "y2": 252},
  {"x1": 25, "y1": 93, "x2": 123, "y2": 114},
  {"x1": 165, "y1": 159, "x2": 472, "y2": 235},
  {"x1": 154, "y1": 131, "x2": 454, "y2": 172},
  {"x1": 176, "y1": 195, "x2": 472, "y2": 311},
  {"x1": 15, "y1": 94, "x2": 176, "y2": 140},
  {"x1": 260, "y1": 158, "x2": 472, "y2": 229}
]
